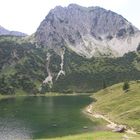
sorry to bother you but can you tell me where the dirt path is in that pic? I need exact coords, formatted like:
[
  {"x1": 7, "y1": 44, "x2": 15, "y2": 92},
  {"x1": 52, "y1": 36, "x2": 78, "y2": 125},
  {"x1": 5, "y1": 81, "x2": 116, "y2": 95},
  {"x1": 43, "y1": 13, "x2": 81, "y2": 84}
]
[{"x1": 85, "y1": 104, "x2": 137, "y2": 139}]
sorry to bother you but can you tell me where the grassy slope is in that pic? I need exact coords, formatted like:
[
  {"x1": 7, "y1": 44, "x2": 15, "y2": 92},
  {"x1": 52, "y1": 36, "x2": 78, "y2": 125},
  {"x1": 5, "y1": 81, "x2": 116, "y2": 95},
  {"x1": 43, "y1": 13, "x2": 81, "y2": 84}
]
[
  {"x1": 42, "y1": 132, "x2": 123, "y2": 140},
  {"x1": 92, "y1": 81, "x2": 140, "y2": 132}
]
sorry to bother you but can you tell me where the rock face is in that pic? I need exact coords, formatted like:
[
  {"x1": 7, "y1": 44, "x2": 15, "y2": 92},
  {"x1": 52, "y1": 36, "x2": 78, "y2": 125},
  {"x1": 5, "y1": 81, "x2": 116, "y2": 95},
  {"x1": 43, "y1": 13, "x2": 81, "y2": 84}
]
[
  {"x1": 35, "y1": 4, "x2": 140, "y2": 58},
  {"x1": 0, "y1": 25, "x2": 27, "y2": 36}
]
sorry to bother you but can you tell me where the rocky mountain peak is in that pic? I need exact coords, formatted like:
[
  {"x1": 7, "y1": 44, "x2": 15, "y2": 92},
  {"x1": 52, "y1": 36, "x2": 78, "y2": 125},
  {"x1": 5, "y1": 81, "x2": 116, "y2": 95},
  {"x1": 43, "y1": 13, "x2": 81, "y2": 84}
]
[{"x1": 35, "y1": 4, "x2": 140, "y2": 58}]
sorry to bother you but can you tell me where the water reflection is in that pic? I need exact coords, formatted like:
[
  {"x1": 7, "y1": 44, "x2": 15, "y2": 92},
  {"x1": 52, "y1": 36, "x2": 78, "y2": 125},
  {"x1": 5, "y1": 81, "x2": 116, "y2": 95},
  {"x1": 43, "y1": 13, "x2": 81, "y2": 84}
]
[{"x1": 0, "y1": 96, "x2": 95, "y2": 139}]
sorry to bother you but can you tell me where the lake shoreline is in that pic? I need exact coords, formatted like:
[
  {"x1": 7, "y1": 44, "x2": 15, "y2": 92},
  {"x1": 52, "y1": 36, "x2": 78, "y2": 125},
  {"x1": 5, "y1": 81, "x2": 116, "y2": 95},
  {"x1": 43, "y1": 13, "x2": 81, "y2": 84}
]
[
  {"x1": 0, "y1": 92, "x2": 137, "y2": 136},
  {"x1": 85, "y1": 104, "x2": 137, "y2": 134},
  {"x1": 83, "y1": 102, "x2": 138, "y2": 140},
  {"x1": 0, "y1": 92, "x2": 92, "y2": 101}
]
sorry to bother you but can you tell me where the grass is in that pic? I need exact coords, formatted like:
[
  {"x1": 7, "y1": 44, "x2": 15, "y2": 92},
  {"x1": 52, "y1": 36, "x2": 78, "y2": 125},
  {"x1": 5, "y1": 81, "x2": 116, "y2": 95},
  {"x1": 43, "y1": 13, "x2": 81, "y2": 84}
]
[
  {"x1": 39, "y1": 131, "x2": 123, "y2": 140},
  {"x1": 92, "y1": 81, "x2": 140, "y2": 132},
  {"x1": 38, "y1": 131, "x2": 140, "y2": 140}
]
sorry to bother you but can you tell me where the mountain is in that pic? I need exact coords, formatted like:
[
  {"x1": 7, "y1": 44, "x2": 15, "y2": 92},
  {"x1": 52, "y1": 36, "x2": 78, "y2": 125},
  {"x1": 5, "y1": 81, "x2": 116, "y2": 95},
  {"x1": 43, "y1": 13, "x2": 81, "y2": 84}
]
[
  {"x1": 0, "y1": 4, "x2": 140, "y2": 95},
  {"x1": 0, "y1": 25, "x2": 27, "y2": 36},
  {"x1": 35, "y1": 4, "x2": 140, "y2": 58}
]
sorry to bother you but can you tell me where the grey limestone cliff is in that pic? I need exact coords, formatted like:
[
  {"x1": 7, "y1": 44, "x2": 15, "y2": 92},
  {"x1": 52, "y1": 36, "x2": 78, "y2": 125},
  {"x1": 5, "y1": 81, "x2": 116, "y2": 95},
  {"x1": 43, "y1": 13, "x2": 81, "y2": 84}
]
[{"x1": 35, "y1": 4, "x2": 140, "y2": 58}]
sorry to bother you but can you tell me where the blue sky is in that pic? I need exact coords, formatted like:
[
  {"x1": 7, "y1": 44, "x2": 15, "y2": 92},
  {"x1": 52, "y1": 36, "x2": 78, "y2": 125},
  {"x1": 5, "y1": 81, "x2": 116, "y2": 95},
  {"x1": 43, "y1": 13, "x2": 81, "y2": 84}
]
[{"x1": 0, "y1": 0, "x2": 139, "y2": 34}]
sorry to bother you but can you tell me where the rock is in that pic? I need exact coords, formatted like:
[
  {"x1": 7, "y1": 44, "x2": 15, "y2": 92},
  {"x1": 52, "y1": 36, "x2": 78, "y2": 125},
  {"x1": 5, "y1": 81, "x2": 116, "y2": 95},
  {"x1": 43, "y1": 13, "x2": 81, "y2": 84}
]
[
  {"x1": 113, "y1": 125, "x2": 126, "y2": 133},
  {"x1": 35, "y1": 4, "x2": 140, "y2": 58}
]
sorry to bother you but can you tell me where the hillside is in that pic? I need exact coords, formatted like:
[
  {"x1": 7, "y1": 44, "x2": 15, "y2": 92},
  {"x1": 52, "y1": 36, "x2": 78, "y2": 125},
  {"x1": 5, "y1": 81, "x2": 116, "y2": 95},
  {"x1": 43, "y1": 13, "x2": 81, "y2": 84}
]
[
  {"x1": 92, "y1": 81, "x2": 140, "y2": 132},
  {"x1": 0, "y1": 35, "x2": 140, "y2": 94},
  {"x1": 0, "y1": 34, "x2": 140, "y2": 94}
]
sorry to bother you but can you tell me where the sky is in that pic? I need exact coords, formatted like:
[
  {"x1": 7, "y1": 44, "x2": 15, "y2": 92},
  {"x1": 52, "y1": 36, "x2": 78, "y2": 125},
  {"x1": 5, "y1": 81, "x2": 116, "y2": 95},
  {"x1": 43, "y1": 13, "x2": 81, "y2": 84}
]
[{"x1": 0, "y1": 0, "x2": 140, "y2": 35}]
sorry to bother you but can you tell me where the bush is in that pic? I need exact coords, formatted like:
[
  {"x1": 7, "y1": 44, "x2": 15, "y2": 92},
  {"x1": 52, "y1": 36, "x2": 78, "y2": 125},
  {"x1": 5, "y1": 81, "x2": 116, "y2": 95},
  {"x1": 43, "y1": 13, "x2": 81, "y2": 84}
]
[{"x1": 123, "y1": 81, "x2": 130, "y2": 91}]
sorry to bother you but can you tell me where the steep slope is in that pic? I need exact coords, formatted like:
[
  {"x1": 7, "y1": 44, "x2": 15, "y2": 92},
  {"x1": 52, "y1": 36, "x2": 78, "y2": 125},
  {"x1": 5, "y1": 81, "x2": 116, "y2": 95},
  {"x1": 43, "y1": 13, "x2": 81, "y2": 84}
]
[
  {"x1": 0, "y1": 36, "x2": 44, "y2": 94},
  {"x1": 52, "y1": 51, "x2": 140, "y2": 92},
  {"x1": 0, "y1": 35, "x2": 140, "y2": 94},
  {"x1": 35, "y1": 4, "x2": 140, "y2": 58},
  {"x1": 0, "y1": 25, "x2": 27, "y2": 36}
]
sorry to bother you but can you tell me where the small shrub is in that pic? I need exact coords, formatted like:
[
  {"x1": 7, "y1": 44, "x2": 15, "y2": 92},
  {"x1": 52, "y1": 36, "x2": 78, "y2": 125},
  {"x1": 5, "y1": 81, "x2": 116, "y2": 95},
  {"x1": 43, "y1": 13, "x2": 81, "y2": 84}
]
[{"x1": 123, "y1": 81, "x2": 130, "y2": 91}]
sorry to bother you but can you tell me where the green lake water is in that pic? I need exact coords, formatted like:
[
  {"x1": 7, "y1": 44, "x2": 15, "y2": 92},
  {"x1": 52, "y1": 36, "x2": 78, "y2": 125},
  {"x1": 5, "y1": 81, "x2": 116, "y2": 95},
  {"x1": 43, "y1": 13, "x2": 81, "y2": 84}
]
[{"x1": 0, "y1": 95, "x2": 101, "y2": 140}]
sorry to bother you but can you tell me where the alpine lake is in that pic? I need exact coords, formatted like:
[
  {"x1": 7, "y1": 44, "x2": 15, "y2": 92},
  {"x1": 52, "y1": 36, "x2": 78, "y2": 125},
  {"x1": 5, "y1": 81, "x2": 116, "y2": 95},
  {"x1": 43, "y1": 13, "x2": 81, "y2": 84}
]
[{"x1": 0, "y1": 95, "x2": 104, "y2": 140}]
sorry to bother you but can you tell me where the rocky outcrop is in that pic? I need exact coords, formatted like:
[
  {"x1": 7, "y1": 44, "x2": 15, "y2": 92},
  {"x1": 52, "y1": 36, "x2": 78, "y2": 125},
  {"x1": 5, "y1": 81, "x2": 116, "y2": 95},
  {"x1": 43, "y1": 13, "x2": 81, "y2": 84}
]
[
  {"x1": 35, "y1": 4, "x2": 140, "y2": 58},
  {"x1": 43, "y1": 52, "x2": 53, "y2": 88}
]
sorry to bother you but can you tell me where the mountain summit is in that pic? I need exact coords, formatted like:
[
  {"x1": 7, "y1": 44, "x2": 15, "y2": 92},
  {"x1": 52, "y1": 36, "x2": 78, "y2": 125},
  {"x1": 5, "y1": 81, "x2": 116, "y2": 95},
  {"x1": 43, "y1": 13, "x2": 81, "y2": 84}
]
[{"x1": 35, "y1": 4, "x2": 140, "y2": 58}]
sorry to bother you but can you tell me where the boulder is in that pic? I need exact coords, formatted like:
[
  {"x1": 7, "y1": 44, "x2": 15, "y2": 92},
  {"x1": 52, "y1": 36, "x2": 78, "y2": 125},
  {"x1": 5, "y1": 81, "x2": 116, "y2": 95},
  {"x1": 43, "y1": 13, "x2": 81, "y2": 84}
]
[{"x1": 113, "y1": 125, "x2": 126, "y2": 133}]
